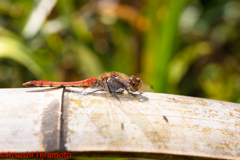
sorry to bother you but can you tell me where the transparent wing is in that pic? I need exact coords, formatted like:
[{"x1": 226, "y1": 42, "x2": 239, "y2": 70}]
[
  {"x1": 67, "y1": 81, "x2": 127, "y2": 141},
  {"x1": 67, "y1": 80, "x2": 166, "y2": 148},
  {"x1": 115, "y1": 92, "x2": 167, "y2": 148}
]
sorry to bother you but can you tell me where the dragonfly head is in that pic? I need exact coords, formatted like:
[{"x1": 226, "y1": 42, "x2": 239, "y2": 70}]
[{"x1": 129, "y1": 76, "x2": 142, "y2": 91}]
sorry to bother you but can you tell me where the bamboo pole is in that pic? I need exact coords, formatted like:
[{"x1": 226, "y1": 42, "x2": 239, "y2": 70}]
[
  {"x1": 62, "y1": 88, "x2": 240, "y2": 159},
  {"x1": 0, "y1": 88, "x2": 63, "y2": 152},
  {"x1": 0, "y1": 87, "x2": 239, "y2": 159}
]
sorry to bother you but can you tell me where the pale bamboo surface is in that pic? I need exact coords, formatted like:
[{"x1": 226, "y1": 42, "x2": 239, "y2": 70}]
[
  {"x1": 0, "y1": 87, "x2": 239, "y2": 159},
  {"x1": 63, "y1": 87, "x2": 240, "y2": 159},
  {"x1": 0, "y1": 88, "x2": 63, "y2": 152}
]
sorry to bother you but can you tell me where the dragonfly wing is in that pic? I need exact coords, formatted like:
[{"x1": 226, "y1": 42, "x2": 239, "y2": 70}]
[
  {"x1": 68, "y1": 80, "x2": 127, "y2": 140},
  {"x1": 102, "y1": 77, "x2": 167, "y2": 148},
  {"x1": 67, "y1": 83, "x2": 168, "y2": 148},
  {"x1": 102, "y1": 78, "x2": 127, "y2": 124},
  {"x1": 114, "y1": 93, "x2": 167, "y2": 148}
]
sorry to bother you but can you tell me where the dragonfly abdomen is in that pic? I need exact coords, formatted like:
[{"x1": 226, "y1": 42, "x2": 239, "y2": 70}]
[{"x1": 23, "y1": 78, "x2": 97, "y2": 87}]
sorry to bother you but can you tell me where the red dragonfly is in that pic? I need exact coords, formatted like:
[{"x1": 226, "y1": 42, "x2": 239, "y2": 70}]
[
  {"x1": 23, "y1": 72, "x2": 167, "y2": 146},
  {"x1": 23, "y1": 72, "x2": 142, "y2": 101}
]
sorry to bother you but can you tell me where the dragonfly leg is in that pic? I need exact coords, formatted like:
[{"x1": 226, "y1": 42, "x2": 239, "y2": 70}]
[
  {"x1": 114, "y1": 76, "x2": 137, "y2": 92},
  {"x1": 125, "y1": 88, "x2": 137, "y2": 96},
  {"x1": 115, "y1": 88, "x2": 124, "y2": 93},
  {"x1": 85, "y1": 88, "x2": 104, "y2": 95},
  {"x1": 112, "y1": 77, "x2": 142, "y2": 95},
  {"x1": 121, "y1": 86, "x2": 144, "y2": 102},
  {"x1": 111, "y1": 90, "x2": 120, "y2": 101},
  {"x1": 106, "y1": 79, "x2": 121, "y2": 101}
]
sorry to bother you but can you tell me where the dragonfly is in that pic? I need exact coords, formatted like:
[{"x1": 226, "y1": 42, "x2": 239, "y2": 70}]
[
  {"x1": 23, "y1": 72, "x2": 143, "y2": 101},
  {"x1": 23, "y1": 71, "x2": 168, "y2": 148}
]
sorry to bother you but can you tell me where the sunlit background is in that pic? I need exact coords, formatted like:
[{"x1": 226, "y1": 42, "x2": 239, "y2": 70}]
[{"x1": 0, "y1": 0, "x2": 240, "y2": 103}]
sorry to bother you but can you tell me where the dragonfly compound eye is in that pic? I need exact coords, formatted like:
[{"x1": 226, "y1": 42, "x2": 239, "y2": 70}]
[{"x1": 129, "y1": 76, "x2": 142, "y2": 91}]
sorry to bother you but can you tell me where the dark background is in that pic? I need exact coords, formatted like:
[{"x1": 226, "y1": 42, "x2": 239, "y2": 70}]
[{"x1": 0, "y1": 0, "x2": 240, "y2": 103}]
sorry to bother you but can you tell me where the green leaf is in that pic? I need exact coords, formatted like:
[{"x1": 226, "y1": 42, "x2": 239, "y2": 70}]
[{"x1": 0, "y1": 36, "x2": 47, "y2": 80}]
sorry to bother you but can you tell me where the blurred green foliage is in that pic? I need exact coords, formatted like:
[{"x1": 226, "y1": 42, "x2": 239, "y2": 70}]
[{"x1": 0, "y1": 0, "x2": 240, "y2": 103}]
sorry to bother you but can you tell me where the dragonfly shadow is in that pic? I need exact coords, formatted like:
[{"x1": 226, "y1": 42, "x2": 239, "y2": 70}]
[{"x1": 65, "y1": 89, "x2": 149, "y2": 102}]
